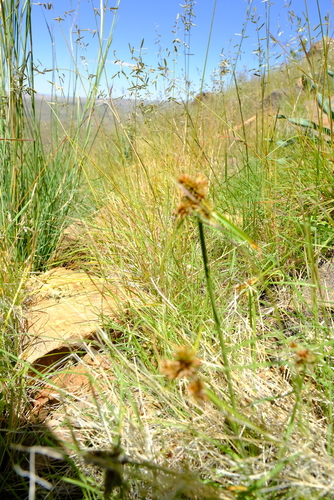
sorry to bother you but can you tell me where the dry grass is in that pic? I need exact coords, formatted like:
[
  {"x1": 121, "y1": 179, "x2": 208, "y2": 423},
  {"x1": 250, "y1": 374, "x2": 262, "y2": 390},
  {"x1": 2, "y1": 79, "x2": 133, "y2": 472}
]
[{"x1": 2, "y1": 4, "x2": 334, "y2": 499}]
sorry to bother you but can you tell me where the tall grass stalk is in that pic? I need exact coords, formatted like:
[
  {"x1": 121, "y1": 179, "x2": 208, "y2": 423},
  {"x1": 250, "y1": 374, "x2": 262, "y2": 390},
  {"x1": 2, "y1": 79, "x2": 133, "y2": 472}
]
[{"x1": 197, "y1": 220, "x2": 236, "y2": 408}]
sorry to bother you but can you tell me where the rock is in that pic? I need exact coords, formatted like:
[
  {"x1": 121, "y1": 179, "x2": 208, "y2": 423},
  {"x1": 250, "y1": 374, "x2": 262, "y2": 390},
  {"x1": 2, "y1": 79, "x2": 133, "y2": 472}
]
[
  {"x1": 261, "y1": 89, "x2": 285, "y2": 110},
  {"x1": 20, "y1": 266, "x2": 143, "y2": 448},
  {"x1": 303, "y1": 260, "x2": 334, "y2": 308},
  {"x1": 21, "y1": 267, "x2": 136, "y2": 372},
  {"x1": 193, "y1": 91, "x2": 215, "y2": 102},
  {"x1": 31, "y1": 352, "x2": 114, "y2": 444},
  {"x1": 32, "y1": 353, "x2": 112, "y2": 409},
  {"x1": 307, "y1": 37, "x2": 334, "y2": 59}
]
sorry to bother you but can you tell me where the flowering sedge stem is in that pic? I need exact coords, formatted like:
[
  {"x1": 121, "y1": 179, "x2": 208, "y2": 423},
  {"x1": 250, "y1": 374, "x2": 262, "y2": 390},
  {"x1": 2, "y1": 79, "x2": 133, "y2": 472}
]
[{"x1": 197, "y1": 220, "x2": 236, "y2": 409}]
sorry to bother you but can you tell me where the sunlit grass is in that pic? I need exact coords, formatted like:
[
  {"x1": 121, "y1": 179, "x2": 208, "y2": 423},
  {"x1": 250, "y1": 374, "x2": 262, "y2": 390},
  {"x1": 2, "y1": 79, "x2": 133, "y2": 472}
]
[{"x1": 1, "y1": 1, "x2": 334, "y2": 499}]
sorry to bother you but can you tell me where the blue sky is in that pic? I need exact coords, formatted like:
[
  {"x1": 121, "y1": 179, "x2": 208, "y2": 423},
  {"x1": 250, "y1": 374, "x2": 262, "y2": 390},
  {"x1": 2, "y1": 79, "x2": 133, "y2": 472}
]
[{"x1": 31, "y1": 0, "x2": 334, "y2": 98}]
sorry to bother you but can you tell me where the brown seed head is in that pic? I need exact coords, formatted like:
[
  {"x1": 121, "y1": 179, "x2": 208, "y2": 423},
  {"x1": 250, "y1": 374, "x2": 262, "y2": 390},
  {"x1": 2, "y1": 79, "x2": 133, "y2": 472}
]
[
  {"x1": 188, "y1": 378, "x2": 207, "y2": 401},
  {"x1": 178, "y1": 173, "x2": 208, "y2": 202},
  {"x1": 161, "y1": 346, "x2": 201, "y2": 380},
  {"x1": 176, "y1": 173, "x2": 213, "y2": 219},
  {"x1": 290, "y1": 342, "x2": 317, "y2": 366},
  {"x1": 295, "y1": 348, "x2": 317, "y2": 366}
]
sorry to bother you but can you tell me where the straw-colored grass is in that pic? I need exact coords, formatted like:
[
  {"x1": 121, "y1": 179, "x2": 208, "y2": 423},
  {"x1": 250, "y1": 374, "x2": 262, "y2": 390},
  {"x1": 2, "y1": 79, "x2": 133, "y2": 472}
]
[{"x1": 1, "y1": 1, "x2": 334, "y2": 499}]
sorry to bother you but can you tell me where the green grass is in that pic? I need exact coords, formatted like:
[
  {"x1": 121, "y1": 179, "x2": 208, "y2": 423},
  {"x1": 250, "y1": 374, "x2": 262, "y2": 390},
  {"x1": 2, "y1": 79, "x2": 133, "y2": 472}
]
[{"x1": 1, "y1": 1, "x2": 334, "y2": 499}]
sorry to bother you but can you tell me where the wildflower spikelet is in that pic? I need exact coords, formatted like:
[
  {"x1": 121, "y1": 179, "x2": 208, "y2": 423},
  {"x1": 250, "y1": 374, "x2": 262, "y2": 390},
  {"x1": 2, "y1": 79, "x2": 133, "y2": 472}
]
[
  {"x1": 161, "y1": 346, "x2": 206, "y2": 402},
  {"x1": 161, "y1": 346, "x2": 200, "y2": 380},
  {"x1": 290, "y1": 341, "x2": 317, "y2": 366},
  {"x1": 176, "y1": 173, "x2": 213, "y2": 219},
  {"x1": 179, "y1": 173, "x2": 208, "y2": 201},
  {"x1": 188, "y1": 378, "x2": 206, "y2": 401}
]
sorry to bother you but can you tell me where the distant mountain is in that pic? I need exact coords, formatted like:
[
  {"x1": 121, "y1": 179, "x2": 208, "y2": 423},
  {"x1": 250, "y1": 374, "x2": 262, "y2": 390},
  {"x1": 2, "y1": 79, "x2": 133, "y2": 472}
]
[{"x1": 23, "y1": 93, "x2": 136, "y2": 126}]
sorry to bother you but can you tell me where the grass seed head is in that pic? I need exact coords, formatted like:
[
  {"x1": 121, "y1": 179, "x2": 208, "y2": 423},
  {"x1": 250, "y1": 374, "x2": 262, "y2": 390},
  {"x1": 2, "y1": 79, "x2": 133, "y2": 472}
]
[
  {"x1": 161, "y1": 345, "x2": 201, "y2": 380},
  {"x1": 176, "y1": 173, "x2": 213, "y2": 219},
  {"x1": 290, "y1": 341, "x2": 317, "y2": 366},
  {"x1": 178, "y1": 173, "x2": 208, "y2": 201},
  {"x1": 188, "y1": 377, "x2": 207, "y2": 401}
]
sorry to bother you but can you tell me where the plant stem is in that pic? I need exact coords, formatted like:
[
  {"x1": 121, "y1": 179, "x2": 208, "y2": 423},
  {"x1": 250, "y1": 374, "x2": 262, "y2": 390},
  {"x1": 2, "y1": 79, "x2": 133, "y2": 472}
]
[{"x1": 197, "y1": 220, "x2": 236, "y2": 409}]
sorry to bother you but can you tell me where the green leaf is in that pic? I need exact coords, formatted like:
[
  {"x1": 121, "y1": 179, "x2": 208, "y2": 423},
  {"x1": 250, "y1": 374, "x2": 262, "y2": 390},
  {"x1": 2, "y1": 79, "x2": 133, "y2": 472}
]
[
  {"x1": 205, "y1": 388, "x2": 280, "y2": 443},
  {"x1": 317, "y1": 92, "x2": 334, "y2": 120},
  {"x1": 277, "y1": 115, "x2": 331, "y2": 136},
  {"x1": 212, "y1": 211, "x2": 261, "y2": 252},
  {"x1": 276, "y1": 137, "x2": 299, "y2": 147}
]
